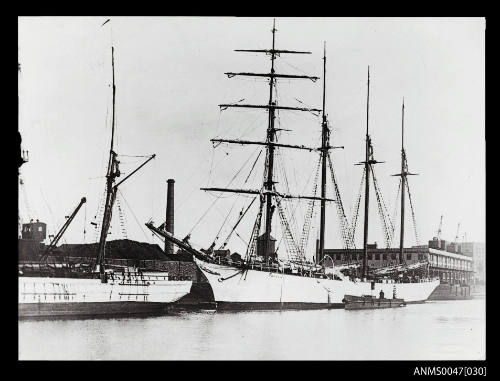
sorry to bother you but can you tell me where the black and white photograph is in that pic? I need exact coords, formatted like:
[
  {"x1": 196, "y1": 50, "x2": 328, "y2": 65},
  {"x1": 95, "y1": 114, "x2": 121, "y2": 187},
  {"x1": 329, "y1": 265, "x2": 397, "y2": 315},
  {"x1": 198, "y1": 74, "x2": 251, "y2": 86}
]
[{"x1": 17, "y1": 16, "x2": 486, "y2": 362}]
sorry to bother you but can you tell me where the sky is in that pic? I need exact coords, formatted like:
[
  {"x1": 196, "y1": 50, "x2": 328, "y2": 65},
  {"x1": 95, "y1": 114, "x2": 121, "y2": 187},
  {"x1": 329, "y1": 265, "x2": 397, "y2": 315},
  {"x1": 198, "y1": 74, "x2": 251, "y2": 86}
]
[{"x1": 18, "y1": 17, "x2": 485, "y2": 261}]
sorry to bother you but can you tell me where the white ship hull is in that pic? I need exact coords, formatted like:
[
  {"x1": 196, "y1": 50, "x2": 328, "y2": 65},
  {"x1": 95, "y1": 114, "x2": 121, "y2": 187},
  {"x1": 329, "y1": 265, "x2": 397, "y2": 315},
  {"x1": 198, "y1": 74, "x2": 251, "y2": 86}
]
[
  {"x1": 19, "y1": 273, "x2": 193, "y2": 317},
  {"x1": 195, "y1": 258, "x2": 440, "y2": 310}
]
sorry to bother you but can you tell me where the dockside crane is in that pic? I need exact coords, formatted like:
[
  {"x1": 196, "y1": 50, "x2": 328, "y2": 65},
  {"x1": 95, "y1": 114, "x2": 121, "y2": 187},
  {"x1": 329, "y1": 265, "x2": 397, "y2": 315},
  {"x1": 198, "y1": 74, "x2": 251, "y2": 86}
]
[
  {"x1": 436, "y1": 215, "x2": 443, "y2": 241},
  {"x1": 40, "y1": 197, "x2": 86, "y2": 262},
  {"x1": 455, "y1": 222, "x2": 461, "y2": 243}
]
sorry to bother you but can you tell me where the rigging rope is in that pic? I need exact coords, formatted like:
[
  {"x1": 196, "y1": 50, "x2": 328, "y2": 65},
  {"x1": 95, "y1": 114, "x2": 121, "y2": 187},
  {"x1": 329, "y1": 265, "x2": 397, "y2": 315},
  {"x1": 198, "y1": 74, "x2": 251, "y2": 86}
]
[
  {"x1": 275, "y1": 196, "x2": 301, "y2": 261},
  {"x1": 275, "y1": 156, "x2": 319, "y2": 257},
  {"x1": 93, "y1": 188, "x2": 107, "y2": 243},
  {"x1": 118, "y1": 189, "x2": 151, "y2": 243},
  {"x1": 219, "y1": 197, "x2": 256, "y2": 250},
  {"x1": 244, "y1": 150, "x2": 263, "y2": 184},
  {"x1": 405, "y1": 179, "x2": 421, "y2": 246},
  {"x1": 189, "y1": 146, "x2": 260, "y2": 235},
  {"x1": 275, "y1": 148, "x2": 300, "y2": 241},
  {"x1": 298, "y1": 155, "x2": 321, "y2": 258},
  {"x1": 207, "y1": 110, "x2": 222, "y2": 187},
  {"x1": 115, "y1": 194, "x2": 128, "y2": 239},
  {"x1": 327, "y1": 153, "x2": 355, "y2": 250},
  {"x1": 371, "y1": 166, "x2": 395, "y2": 248},
  {"x1": 213, "y1": 197, "x2": 239, "y2": 246},
  {"x1": 389, "y1": 178, "x2": 402, "y2": 247},
  {"x1": 245, "y1": 195, "x2": 265, "y2": 261},
  {"x1": 350, "y1": 167, "x2": 365, "y2": 246},
  {"x1": 235, "y1": 231, "x2": 248, "y2": 246}
]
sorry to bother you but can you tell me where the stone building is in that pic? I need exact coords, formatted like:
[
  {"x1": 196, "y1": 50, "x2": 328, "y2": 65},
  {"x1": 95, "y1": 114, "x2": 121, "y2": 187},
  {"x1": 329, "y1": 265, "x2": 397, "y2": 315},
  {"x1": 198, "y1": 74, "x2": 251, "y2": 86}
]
[
  {"x1": 461, "y1": 242, "x2": 486, "y2": 284},
  {"x1": 322, "y1": 239, "x2": 474, "y2": 284}
]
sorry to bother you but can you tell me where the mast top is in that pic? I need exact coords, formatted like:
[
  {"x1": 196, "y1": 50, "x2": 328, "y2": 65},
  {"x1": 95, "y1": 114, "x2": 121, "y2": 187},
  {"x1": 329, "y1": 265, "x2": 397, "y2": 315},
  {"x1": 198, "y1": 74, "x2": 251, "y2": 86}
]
[
  {"x1": 322, "y1": 42, "x2": 326, "y2": 118},
  {"x1": 366, "y1": 65, "x2": 370, "y2": 139},
  {"x1": 402, "y1": 97, "x2": 405, "y2": 152},
  {"x1": 109, "y1": 45, "x2": 116, "y2": 154}
]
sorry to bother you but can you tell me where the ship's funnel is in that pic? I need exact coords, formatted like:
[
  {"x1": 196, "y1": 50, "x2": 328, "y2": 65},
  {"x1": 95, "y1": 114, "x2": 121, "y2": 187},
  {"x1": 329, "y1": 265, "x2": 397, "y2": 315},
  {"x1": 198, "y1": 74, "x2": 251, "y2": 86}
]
[{"x1": 165, "y1": 179, "x2": 175, "y2": 255}]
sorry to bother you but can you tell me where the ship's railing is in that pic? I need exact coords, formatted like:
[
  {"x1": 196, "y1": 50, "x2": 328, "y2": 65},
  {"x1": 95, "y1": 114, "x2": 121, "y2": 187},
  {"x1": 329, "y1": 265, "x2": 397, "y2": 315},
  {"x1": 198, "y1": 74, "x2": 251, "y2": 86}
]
[
  {"x1": 106, "y1": 271, "x2": 171, "y2": 285},
  {"x1": 373, "y1": 277, "x2": 438, "y2": 284},
  {"x1": 208, "y1": 255, "x2": 331, "y2": 279},
  {"x1": 18, "y1": 258, "x2": 196, "y2": 280}
]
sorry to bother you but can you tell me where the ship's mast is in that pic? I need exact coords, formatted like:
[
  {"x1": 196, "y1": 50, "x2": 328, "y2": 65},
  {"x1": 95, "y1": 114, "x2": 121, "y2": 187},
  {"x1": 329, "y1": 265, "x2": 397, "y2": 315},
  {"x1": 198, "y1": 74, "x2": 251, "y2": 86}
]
[
  {"x1": 318, "y1": 42, "x2": 330, "y2": 264},
  {"x1": 96, "y1": 46, "x2": 120, "y2": 281},
  {"x1": 263, "y1": 20, "x2": 278, "y2": 263},
  {"x1": 96, "y1": 47, "x2": 155, "y2": 281},
  {"x1": 399, "y1": 99, "x2": 406, "y2": 264},
  {"x1": 392, "y1": 98, "x2": 417, "y2": 262},
  {"x1": 201, "y1": 20, "x2": 332, "y2": 262},
  {"x1": 362, "y1": 67, "x2": 371, "y2": 279},
  {"x1": 358, "y1": 67, "x2": 385, "y2": 277}
]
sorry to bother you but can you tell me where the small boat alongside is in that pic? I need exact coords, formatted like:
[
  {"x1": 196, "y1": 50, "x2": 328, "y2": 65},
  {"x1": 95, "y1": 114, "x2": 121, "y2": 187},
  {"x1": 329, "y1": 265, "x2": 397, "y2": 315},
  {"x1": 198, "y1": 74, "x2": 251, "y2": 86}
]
[{"x1": 343, "y1": 292, "x2": 406, "y2": 310}]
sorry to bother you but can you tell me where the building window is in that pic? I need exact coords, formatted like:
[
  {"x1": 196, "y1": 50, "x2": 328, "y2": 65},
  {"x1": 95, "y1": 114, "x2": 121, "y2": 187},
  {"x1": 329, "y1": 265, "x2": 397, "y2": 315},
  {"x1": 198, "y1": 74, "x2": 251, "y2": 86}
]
[
  {"x1": 375, "y1": 253, "x2": 380, "y2": 260},
  {"x1": 38, "y1": 226, "x2": 43, "y2": 232},
  {"x1": 368, "y1": 254, "x2": 372, "y2": 260},
  {"x1": 407, "y1": 253, "x2": 412, "y2": 260},
  {"x1": 391, "y1": 253, "x2": 396, "y2": 260},
  {"x1": 418, "y1": 254, "x2": 424, "y2": 261},
  {"x1": 383, "y1": 254, "x2": 387, "y2": 260},
  {"x1": 336, "y1": 254, "x2": 341, "y2": 260},
  {"x1": 352, "y1": 254, "x2": 357, "y2": 260}
]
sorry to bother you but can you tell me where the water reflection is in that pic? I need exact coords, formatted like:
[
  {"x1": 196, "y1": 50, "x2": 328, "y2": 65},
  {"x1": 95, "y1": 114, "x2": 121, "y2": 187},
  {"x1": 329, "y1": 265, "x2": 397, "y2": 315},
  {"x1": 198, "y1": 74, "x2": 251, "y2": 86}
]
[{"x1": 19, "y1": 299, "x2": 485, "y2": 360}]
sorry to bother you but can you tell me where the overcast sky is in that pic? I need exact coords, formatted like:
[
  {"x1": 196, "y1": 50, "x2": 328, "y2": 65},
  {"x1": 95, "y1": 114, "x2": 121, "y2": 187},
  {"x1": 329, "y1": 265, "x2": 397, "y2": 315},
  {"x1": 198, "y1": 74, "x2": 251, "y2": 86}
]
[{"x1": 18, "y1": 17, "x2": 485, "y2": 260}]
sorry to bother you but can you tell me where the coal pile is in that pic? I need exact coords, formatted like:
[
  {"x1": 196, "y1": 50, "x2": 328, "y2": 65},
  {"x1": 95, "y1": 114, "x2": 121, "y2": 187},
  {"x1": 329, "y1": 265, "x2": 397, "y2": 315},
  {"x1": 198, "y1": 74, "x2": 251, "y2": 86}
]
[{"x1": 59, "y1": 239, "x2": 167, "y2": 260}]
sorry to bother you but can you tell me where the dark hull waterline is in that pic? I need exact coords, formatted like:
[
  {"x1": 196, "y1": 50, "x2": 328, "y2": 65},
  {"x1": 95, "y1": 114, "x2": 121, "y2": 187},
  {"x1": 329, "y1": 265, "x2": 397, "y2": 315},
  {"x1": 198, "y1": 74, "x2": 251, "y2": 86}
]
[{"x1": 18, "y1": 301, "x2": 172, "y2": 319}]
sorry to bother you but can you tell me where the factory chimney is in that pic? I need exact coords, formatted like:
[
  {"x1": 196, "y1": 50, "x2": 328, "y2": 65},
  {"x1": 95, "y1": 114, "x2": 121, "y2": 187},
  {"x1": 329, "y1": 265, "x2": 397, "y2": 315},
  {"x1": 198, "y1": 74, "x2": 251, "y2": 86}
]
[{"x1": 165, "y1": 179, "x2": 175, "y2": 255}]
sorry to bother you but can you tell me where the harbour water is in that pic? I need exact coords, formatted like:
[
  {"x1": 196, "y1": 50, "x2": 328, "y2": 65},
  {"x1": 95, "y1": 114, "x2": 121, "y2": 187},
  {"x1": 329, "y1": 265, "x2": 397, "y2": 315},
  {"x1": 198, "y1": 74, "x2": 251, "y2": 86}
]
[{"x1": 18, "y1": 298, "x2": 485, "y2": 360}]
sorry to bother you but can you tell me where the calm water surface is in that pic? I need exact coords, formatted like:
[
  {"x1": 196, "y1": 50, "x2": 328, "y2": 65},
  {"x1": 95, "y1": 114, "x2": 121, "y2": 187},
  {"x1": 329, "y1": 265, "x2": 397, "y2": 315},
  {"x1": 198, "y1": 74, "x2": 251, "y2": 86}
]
[{"x1": 18, "y1": 299, "x2": 485, "y2": 360}]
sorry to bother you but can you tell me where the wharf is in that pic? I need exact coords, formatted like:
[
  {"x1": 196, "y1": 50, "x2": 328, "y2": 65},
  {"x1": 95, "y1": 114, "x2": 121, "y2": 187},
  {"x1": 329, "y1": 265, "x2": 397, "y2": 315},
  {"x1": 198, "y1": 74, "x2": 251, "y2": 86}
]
[{"x1": 428, "y1": 283, "x2": 473, "y2": 300}]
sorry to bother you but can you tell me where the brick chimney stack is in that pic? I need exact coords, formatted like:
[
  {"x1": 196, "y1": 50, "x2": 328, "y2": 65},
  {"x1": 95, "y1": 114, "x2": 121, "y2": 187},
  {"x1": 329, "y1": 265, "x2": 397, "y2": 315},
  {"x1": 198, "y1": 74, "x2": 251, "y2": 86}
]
[{"x1": 165, "y1": 179, "x2": 175, "y2": 255}]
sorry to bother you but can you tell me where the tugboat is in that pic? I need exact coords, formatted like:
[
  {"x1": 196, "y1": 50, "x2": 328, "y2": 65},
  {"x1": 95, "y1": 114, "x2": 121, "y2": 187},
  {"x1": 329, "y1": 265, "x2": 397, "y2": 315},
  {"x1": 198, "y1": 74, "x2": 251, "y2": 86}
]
[{"x1": 343, "y1": 287, "x2": 406, "y2": 310}]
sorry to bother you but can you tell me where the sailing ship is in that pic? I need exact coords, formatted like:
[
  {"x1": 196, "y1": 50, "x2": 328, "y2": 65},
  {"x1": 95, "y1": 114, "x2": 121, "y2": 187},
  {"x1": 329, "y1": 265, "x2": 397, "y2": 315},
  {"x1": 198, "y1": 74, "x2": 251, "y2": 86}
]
[
  {"x1": 147, "y1": 20, "x2": 439, "y2": 310},
  {"x1": 18, "y1": 44, "x2": 192, "y2": 318}
]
